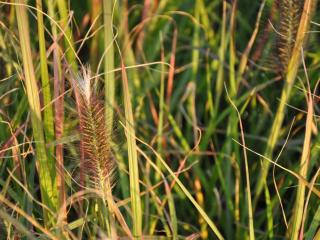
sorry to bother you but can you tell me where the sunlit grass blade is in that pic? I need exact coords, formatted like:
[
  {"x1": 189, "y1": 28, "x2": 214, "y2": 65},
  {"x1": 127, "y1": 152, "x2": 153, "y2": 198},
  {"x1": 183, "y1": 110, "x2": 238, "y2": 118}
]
[
  {"x1": 120, "y1": 60, "x2": 142, "y2": 238},
  {"x1": 103, "y1": 0, "x2": 115, "y2": 136},
  {"x1": 289, "y1": 51, "x2": 313, "y2": 239},
  {"x1": 56, "y1": 0, "x2": 77, "y2": 70},
  {"x1": 15, "y1": 0, "x2": 58, "y2": 226},
  {"x1": 36, "y1": 0, "x2": 55, "y2": 160}
]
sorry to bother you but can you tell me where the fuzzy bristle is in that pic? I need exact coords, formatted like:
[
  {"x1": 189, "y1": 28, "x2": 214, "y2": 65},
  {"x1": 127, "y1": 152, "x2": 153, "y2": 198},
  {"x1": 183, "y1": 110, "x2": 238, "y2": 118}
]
[
  {"x1": 276, "y1": 0, "x2": 304, "y2": 74},
  {"x1": 74, "y1": 67, "x2": 92, "y2": 102}
]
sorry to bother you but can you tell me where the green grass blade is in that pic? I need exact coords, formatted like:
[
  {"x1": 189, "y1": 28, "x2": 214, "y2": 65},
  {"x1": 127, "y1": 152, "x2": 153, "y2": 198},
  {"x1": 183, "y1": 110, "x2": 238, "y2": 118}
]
[
  {"x1": 103, "y1": 0, "x2": 115, "y2": 136},
  {"x1": 305, "y1": 205, "x2": 320, "y2": 240},
  {"x1": 214, "y1": 0, "x2": 227, "y2": 113},
  {"x1": 121, "y1": 61, "x2": 142, "y2": 238},
  {"x1": 56, "y1": 0, "x2": 77, "y2": 70},
  {"x1": 36, "y1": 0, "x2": 54, "y2": 152},
  {"x1": 15, "y1": 0, "x2": 57, "y2": 226}
]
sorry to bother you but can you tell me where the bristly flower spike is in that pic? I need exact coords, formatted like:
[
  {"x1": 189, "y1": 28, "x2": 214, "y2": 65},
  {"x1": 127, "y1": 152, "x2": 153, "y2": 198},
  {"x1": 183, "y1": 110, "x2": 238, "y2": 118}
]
[
  {"x1": 72, "y1": 66, "x2": 133, "y2": 238},
  {"x1": 74, "y1": 66, "x2": 115, "y2": 190}
]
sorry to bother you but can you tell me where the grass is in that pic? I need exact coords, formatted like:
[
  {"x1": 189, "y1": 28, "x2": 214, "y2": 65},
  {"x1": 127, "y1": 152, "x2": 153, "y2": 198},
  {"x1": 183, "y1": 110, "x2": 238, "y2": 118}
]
[
  {"x1": 0, "y1": 0, "x2": 320, "y2": 239},
  {"x1": 15, "y1": 0, "x2": 58, "y2": 226},
  {"x1": 120, "y1": 59, "x2": 142, "y2": 238}
]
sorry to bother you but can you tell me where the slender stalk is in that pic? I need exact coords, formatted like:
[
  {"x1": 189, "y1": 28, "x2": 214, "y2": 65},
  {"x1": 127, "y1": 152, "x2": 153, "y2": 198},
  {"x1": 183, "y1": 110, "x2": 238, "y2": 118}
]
[
  {"x1": 53, "y1": 43, "x2": 66, "y2": 226},
  {"x1": 165, "y1": 27, "x2": 177, "y2": 109},
  {"x1": 289, "y1": 52, "x2": 313, "y2": 239},
  {"x1": 214, "y1": 0, "x2": 227, "y2": 113},
  {"x1": 103, "y1": 0, "x2": 115, "y2": 136},
  {"x1": 191, "y1": 2, "x2": 208, "y2": 238},
  {"x1": 121, "y1": 61, "x2": 142, "y2": 238},
  {"x1": 156, "y1": 35, "x2": 165, "y2": 180},
  {"x1": 102, "y1": 2, "x2": 119, "y2": 237},
  {"x1": 120, "y1": 3, "x2": 140, "y2": 96}
]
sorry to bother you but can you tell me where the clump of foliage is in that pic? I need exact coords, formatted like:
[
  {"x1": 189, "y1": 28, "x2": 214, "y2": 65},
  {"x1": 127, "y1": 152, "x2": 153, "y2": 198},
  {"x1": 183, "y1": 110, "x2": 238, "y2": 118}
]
[{"x1": 0, "y1": 0, "x2": 319, "y2": 239}]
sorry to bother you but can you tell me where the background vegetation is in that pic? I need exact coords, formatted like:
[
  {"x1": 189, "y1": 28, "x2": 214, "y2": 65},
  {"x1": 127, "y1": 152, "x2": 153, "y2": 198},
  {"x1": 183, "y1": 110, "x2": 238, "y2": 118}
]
[{"x1": 0, "y1": 0, "x2": 319, "y2": 239}]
